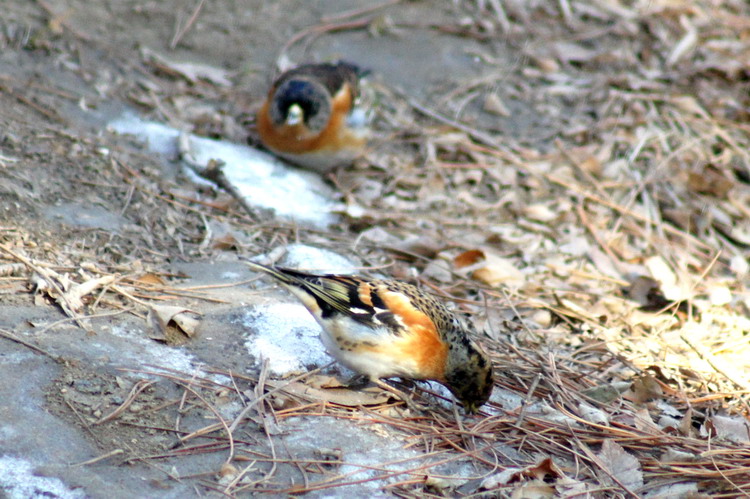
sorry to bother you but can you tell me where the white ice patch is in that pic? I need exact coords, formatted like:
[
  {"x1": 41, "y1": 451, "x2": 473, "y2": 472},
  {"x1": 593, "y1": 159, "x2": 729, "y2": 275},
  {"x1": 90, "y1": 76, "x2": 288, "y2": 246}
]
[
  {"x1": 105, "y1": 325, "x2": 200, "y2": 375},
  {"x1": 108, "y1": 113, "x2": 339, "y2": 227},
  {"x1": 0, "y1": 456, "x2": 86, "y2": 499},
  {"x1": 242, "y1": 303, "x2": 332, "y2": 376},
  {"x1": 280, "y1": 244, "x2": 358, "y2": 274}
]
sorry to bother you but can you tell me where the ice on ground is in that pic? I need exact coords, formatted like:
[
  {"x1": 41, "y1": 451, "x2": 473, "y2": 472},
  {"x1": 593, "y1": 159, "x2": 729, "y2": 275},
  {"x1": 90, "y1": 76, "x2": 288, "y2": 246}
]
[
  {"x1": 242, "y1": 303, "x2": 332, "y2": 376},
  {"x1": 279, "y1": 244, "x2": 359, "y2": 274},
  {"x1": 104, "y1": 325, "x2": 201, "y2": 375},
  {"x1": 108, "y1": 113, "x2": 339, "y2": 227},
  {"x1": 0, "y1": 456, "x2": 86, "y2": 499}
]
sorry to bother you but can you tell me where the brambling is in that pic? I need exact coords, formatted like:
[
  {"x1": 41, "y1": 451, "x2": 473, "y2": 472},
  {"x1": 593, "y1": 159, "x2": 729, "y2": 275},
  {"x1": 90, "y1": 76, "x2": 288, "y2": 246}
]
[
  {"x1": 256, "y1": 61, "x2": 370, "y2": 173},
  {"x1": 247, "y1": 262, "x2": 494, "y2": 413}
]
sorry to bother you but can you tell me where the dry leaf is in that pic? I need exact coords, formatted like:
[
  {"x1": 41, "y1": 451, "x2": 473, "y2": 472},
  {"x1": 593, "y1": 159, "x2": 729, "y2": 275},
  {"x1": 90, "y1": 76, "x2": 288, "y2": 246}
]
[
  {"x1": 483, "y1": 93, "x2": 510, "y2": 116},
  {"x1": 597, "y1": 440, "x2": 644, "y2": 491},
  {"x1": 579, "y1": 403, "x2": 609, "y2": 425},
  {"x1": 678, "y1": 407, "x2": 695, "y2": 437},
  {"x1": 581, "y1": 382, "x2": 631, "y2": 404},
  {"x1": 642, "y1": 482, "x2": 698, "y2": 498},
  {"x1": 523, "y1": 203, "x2": 556, "y2": 222},
  {"x1": 147, "y1": 304, "x2": 201, "y2": 345},
  {"x1": 481, "y1": 468, "x2": 517, "y2": 490},
  {"x1": 628, "y1": 373, "x2": 663, "y2": 404},
  {"x1": 267, "y1": 377, "x2": 390, "y2": 408},
  {"x1": 425, "y1": 475, "x2": 466, "y2": 493},
  {"x1": 212, "y1": 233, "x2": 239, "y2": 250},
  {"x1": 142, "y1": 47, "x2": 232, "y2": 86},
  {"x1": 633, "y1": 408, "x2": 661, "y2": 435},
  {"x1": 709, "y1": 414, "x2": 750, "y2": 444},
  {"x1": 63, "y1": 275, "x2": 116, "y2": 312},
  {"x1": 422, "y1": 258, "x2": 453, "y2": 283},
  {"x1": 454, "y1": 249, "x2": 485, "y2": 268},
  {"x1": 482, "y1": 458, "x2": 561, "y2": 490},
  {"x1": 687, "y1": 163, "x2": 733, "y2": 198},
  {"x1": 134, "y1": 273, "x2": 166, "y2": 286},
  {"x1": 510, "y1": 481, "x2": 555, "y2": 499},
  {"x1": 644, "y1": 256, "x2": 677, "y2": 290},
  {"x1": 454, "y1": 248, "x2": 524, "y2": 287}
]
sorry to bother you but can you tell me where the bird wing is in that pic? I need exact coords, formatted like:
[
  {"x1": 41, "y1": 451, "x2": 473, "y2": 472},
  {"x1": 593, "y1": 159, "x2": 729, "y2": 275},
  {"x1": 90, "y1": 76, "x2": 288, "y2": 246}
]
[{"x1": 247, "y1": 262, "x2": 407, "y2": 333}]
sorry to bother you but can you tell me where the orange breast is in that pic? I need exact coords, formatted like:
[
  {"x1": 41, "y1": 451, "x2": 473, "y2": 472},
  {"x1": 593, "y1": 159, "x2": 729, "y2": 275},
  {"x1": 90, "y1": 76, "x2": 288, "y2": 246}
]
[
  {"x1": 257, "y1": 84, "x2": 363, "y2": 155},
  {"x1": 370, "y1": 290, "x2": 448, "y2": 381}
]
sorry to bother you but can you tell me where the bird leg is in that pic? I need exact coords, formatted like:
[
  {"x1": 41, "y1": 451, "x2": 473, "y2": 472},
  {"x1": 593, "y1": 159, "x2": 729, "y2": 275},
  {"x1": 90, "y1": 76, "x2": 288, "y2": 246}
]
[{"x1": 343, "y1": 373, "x2": 371, "y2": 389}]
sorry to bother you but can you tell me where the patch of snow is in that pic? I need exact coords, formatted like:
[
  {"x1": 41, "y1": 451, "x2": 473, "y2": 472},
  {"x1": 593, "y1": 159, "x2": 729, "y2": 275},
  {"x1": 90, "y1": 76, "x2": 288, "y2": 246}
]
[
  {"x1": 0, "y1": 456, "x2": 86, "y2": 499},
  {"x1": 279, "y1": 244, "x2": 358, "y2": 274},
  {"x1": 242, "y1": 303, "x2": 332, "y2": 376},
  {"x1": 108, "y1": 113, "x2": 339, "y2": 227},
  {"x1": 104, "y1": 325, "x2": 200, "y2": 375}
]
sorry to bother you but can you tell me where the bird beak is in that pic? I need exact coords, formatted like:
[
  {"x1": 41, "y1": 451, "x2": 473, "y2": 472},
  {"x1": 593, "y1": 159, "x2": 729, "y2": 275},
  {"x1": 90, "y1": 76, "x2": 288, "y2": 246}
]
[
  {"x1": 465, "y1": 402, "x2": 478, "y2": 415},
  {"x1": 286, "y1": 104, "x2": 303, "y2": 126}
]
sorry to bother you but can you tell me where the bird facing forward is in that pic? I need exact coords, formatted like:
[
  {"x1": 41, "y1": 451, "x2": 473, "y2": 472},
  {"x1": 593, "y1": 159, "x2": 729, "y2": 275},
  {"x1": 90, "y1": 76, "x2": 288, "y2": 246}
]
[
  {"x1": 247, "y1": 262, "x2": 494, "y2": 413},
  {"x1": 256, "y1": 61, "x2": 370, "y2": 173}
]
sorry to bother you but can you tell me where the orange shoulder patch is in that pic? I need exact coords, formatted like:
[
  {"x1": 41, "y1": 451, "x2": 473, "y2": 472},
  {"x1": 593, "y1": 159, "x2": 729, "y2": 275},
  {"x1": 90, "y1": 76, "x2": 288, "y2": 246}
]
[
  {"x1": 256, "y1": 84, "x2": 360, "y2": 155},
  {"x1": 379, "y1": 290, "x2": 448, "y2": 381}
]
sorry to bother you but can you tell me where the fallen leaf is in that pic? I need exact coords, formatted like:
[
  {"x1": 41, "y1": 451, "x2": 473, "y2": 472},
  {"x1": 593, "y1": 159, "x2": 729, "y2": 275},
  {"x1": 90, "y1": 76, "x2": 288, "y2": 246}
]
[
  {"x1": 687, "y1": 164, "x2": 734, "y2": 198},
  {"x1": 581, "y1": 382, "x2": 631, "y2": 404},
  {"x1": 454, "y1": 248, "x2": 524, "y2": 287},
  {"x1": 425, "y1": 475, "x2": 467, "y2": 493},
  {"x1": 709, "y1": 414, "x2": 750, "y2": 444},
  {"x1": 642, "y1": 481, "x2": 698, "y2": 498},
  {"x1": 597, "y1": 440, "x2": 644, "y2": 491},
  {"x1": 483, "y1": 92, "x2": 510, "y2": 117},
  {"x1": 622, "y1": 275, "x2": 695, "y2": 316},
  {"x1": 421, "y1": 258, "x2": 453, "y2": 283},
  {"x1": 481, "y1": 458, "x2": 562, "y2": 490},
  {"x1": 134, "y1": 273, "x2": 166, "y2": 286},
  {"x1": 266, "y1": 377, "x2": 391, "y2": 408},
  {"x1": 212, "y1": 233, "x2": 239, "y2": 250},
  {"x1": 147, "y1": 304, "x2": 201, "y2": 344},
  {"x1": 633, "y1": 408, "x2": 661, "y2": 435},
  {"x1": 62, "y1": 275, "x2": 116, "y2": 312},
  {"x1": 142, "y1": 47, "x2": 233, "y2": 86},
  {"x1": 628, "y1": 373, "x2": 663, "y2": 404},
  {"x1": 523, "y1": 203, "x2": 557, "y2": 222},
  {"x1": 579, "y1": 403, "x2": 609, "y2": 425},
  {"x1": 510, "y1": 481, "x2": 555, "y2": 499}
]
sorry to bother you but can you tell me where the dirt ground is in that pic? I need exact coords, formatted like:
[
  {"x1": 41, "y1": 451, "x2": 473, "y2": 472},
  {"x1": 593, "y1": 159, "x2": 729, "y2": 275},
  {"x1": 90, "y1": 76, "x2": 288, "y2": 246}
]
[{"x1": 2, "y1": 0, "x2": 750, "y2": 497}]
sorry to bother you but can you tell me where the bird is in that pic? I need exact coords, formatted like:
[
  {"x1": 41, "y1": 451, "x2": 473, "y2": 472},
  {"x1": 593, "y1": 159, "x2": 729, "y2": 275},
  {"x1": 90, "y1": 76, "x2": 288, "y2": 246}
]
[
  {"x1": 255, "y1": 61, "x2": 370, "y2": 173},
  {"x1": 247, "y1": 262, "x2": 494, "y2": 413}
]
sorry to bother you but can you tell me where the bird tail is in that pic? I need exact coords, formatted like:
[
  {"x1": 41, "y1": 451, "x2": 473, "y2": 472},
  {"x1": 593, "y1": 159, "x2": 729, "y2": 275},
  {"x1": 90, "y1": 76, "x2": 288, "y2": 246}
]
[
  {"x1": 246, "y1": 261, "x2": 354, "y2": 318},
  {"x1": 246, "y1": 261, "x2": 304, "y2": 285}
]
